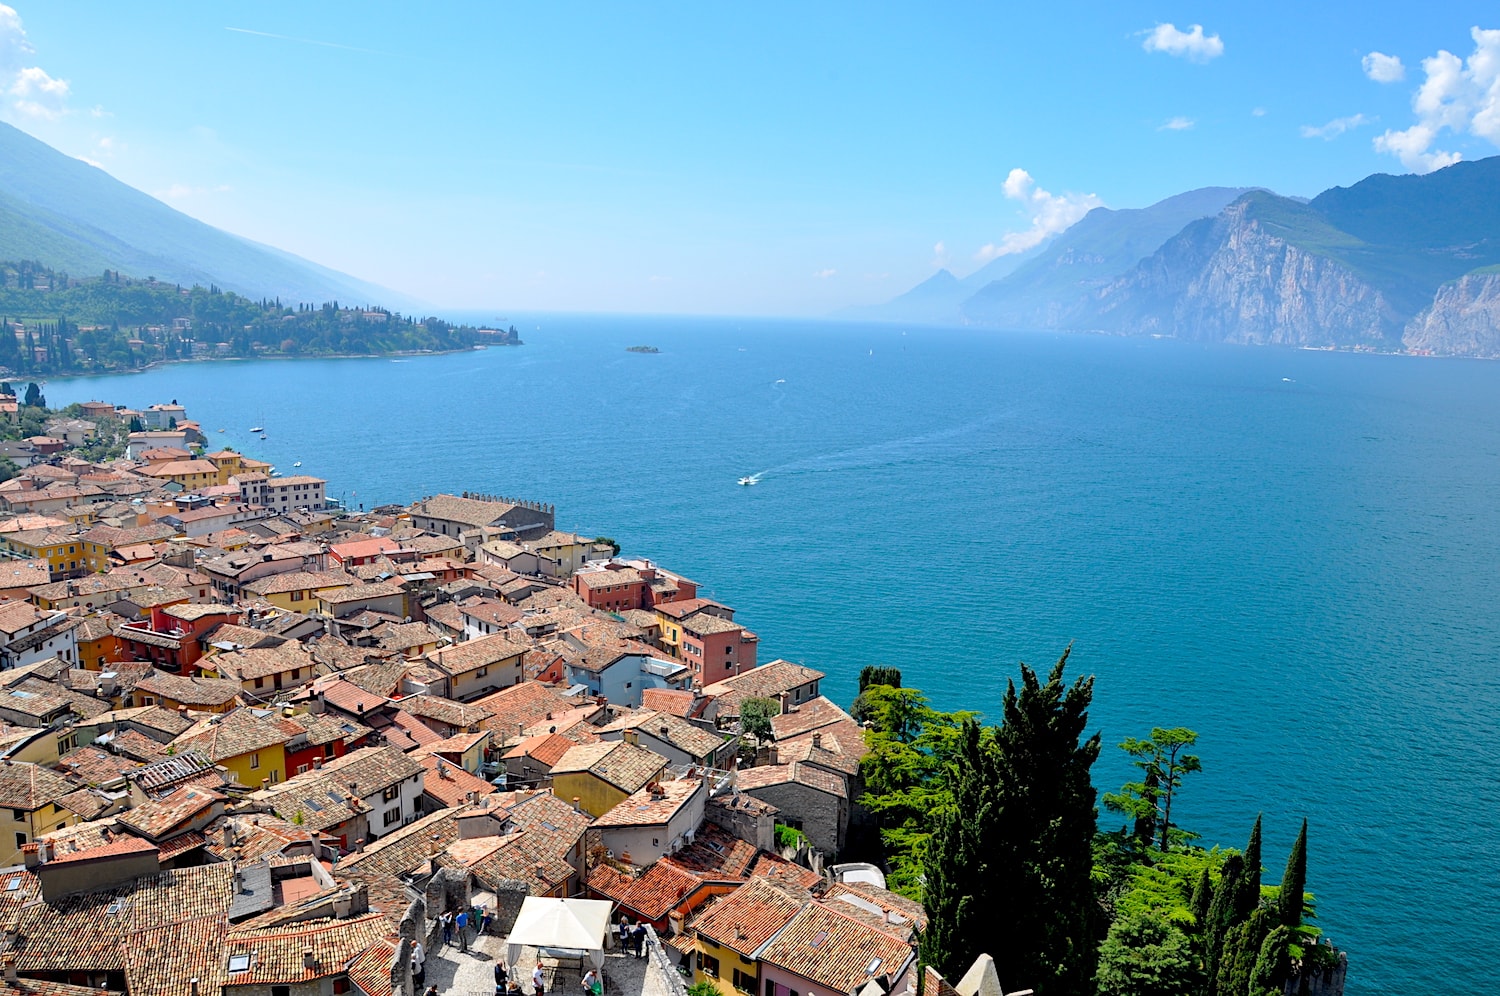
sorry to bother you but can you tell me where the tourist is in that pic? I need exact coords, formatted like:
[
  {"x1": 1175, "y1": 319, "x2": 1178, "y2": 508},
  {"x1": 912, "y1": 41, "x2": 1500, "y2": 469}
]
[
  {"x1": 495, "y1": 960, "x2": 508, "y2": 989},
  {"x1": 582, "y1": 969, "x2": 601, "y2": 996},
  {"x1": 412, "y1": 940, "x2": 426, "y2": 985},
  {"x1": 617, "y1": 917, "x2": 630, "y2": 950},
  {"x1": 455, "y1": 909, "x2": 470, "y2": 953},
  {"x1": 425, "y1": 986, "x2": 439, "y2": 996},
  {"x1": 481, "y1": 907, "x2": 495, "y2": 935},
  {"x1": 533, "y1": 962, "x2": 546, "y2": 996},
  {"x1": 441, "y1": 911, "x2": 454, "y2": 947},
  {"x1": 630, "y1": 923, "x2": 646, "y2": 959}
]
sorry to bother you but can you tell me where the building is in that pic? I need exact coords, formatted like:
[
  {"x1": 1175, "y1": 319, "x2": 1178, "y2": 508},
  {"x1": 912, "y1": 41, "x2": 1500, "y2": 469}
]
[
  {"x1": 172, "y1": 708, "x2": 296, "y2": 789},
  {"x1": 591, "y1": 773, "x2": 707, "y2": 867},
  {"x1": 596, "y1": 709, "x2": 730, "y2": 767},
  {"x1": 237, "y1": 474, "x2": 328, "y2": 513},
  {"x1": 757, "y1": 901, "x2": 917, "y2": 996},
  {"x1": 251, "y1": 745, "x2": 424, "y2": 847},
  {"x1": 409, "y1": 493, "x2": 555, "y2": 543},
  {"x1": 690, "y1": 878, "x2": 808, "y2": 996},
  {"x1": 0, "y1": 602, "x2": 78, "y2": 669},
  {"x1": 703, "y1": 660, "x2": 825, "y2": 720},
  {"x1": 424, "y1": 631, "x2": 528, "y2": 701},
  {"x1": 0, "y1": 760, "x2": 78, "y2": 865},
  {"x1": 550, "y1": 740, "x2": 668, "y2": 818}
]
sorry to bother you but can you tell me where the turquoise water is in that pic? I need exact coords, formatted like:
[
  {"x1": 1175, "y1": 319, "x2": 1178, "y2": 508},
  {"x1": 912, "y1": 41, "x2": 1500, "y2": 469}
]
[{"x1": 45, "y1": 317, "x2": 1500, "y2": 994}]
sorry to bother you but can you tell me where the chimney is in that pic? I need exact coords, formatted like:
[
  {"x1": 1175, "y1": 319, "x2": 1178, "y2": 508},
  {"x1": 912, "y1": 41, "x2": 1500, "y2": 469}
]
[
  {"x1": 222, "y1": 823, "x2": 235, "y2": 849},
  {"x1": 768, "y1": 747, "x2": 779, "y2": 765},
  {"x1": 178, "y1": 705, "x2": 188, "y2": 717},
  {"x1": 659, "y1": 726, "x2": 670, "y2": 740},
  {"x1": 190, "y1": 980, "x2": 199, "y2": 996},
  {"x1": 20, "y1": 844, "x2": 38, "y2": 870},
  {"x1": 333, "y1": 891, "x2": 352, "y2": 919},
  {"x1": 302, "y1": 950, "x2": 316, "y2": 970},
  {"x1": 4, "y1": 954, "x2": 16, "y2": 983},
  {"x1": 572, "y1": 796, "x2": 581, "y2": 813},
  {"x1": 812, "y1": 733, "x2": 822, "y2": 749},
  {"x1": 313, "y1": 756, "x2": 323, "y2": 770},
  {"x1": 354, "y1": 838, "x2": 365, "y2": 853}
]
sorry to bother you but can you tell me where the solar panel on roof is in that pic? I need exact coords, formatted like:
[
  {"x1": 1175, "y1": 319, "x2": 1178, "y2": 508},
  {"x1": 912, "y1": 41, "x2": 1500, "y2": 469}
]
[{"x1": 305, "y1": 799, "x2": 324, "y2": 812}]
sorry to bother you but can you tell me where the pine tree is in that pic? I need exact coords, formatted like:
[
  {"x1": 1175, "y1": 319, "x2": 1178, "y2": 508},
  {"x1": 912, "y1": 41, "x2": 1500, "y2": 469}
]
[
  {"x1": 1250, "y1": 925, "x2": 1292, "y2": 996},
  {"x1": 920, "y1": 719, "x2": 997, "y2": 981},
  {"x1": 1278, "y1": 819, "x2": 1307, "y2": 930},
  {"x1": 988, "y1": 647, "x2": 1101, "y2": 996},
  {"x1": 1191, "y1": 865, "x2": 1214, "y2": 929}
]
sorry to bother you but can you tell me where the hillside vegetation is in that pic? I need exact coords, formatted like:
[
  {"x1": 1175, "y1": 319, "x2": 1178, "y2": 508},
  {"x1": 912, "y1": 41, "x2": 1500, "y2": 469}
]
[{"x1": 0, "y1": 262, "x2": 509, "y2": 376}]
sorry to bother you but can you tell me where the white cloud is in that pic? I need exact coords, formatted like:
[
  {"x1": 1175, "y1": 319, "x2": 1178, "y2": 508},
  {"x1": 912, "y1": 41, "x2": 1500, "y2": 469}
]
[
  {"x1": 1300, "y1": 113, "x2": 1372, "y2": 140},
  {"x1": 0, "y1": 5, "x2": 71, "y2": 119},
  {"x1": 1372, "y1": 26, "x2": 1500, "y2": 172},
  {"x1": 1142, "y1": 23, "x2": 1224, "y2": 63},
  {"x1": 813, "y1": 269, "x2": 836, "y2": 279},
  {"x1": 976, "y1": 169, "x2": 1103, "y2": 261},
  {"x1": 931, "y1": 240, "x2": 949, "y2": 268},
  {"x1": 1252, "y1": 107, "x2": 1267, "y2": 117},
  {"x1": 154, "y1": 183, "x2": 233, "y2": 200},
  {"x1": 1363, "y1": 51, "x2": 1406, "y2": 83},
  {"x1": 1158, "y1": 116, "x2": 1195, "y2": 131}
]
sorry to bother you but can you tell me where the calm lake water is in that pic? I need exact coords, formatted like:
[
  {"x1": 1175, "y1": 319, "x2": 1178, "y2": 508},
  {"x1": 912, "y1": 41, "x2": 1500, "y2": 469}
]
[{"x1": 45, "y1": 316, "x2": 1500, "y2": 995}]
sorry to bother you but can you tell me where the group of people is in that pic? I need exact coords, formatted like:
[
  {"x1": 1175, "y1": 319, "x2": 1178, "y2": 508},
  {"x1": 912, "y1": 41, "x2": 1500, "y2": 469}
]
[
  {"x1": 494, "y1": 959, "x2": 564, "y2": 996},
  {"x1": 437, "y1": 905, "x2": 496, "y2": 953},
  {"x1": 616, "y1": 917, "x2": 648, "y2": 959}
]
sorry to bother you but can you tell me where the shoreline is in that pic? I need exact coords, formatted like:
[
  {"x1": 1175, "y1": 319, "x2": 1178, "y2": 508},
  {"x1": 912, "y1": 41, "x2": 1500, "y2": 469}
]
[{"x1": 28, "y1": 342, "x2": 520, "y2": 384}]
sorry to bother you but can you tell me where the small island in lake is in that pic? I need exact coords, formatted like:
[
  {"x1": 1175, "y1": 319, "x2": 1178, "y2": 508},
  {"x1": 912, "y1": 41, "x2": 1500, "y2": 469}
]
[{"x1": 626, "y1": 344, "x2": 660, "y2": 353}]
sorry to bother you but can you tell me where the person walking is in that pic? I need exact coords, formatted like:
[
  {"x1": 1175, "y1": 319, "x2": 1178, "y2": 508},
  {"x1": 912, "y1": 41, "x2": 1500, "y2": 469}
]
[
  {"x1": 441, "y1": 912, "x2": 454, "y2": 947},
  {"x1": 495, "y1": 960, "x2": 509, "y2": 990},
  {"x1": 533, "y1": 962, "x2": 546, "y2": 996},
  {"x1": 582, "y1": 970, "x2": 601, "y2": 996},
  {"x1": 412, "y1": 941, "x2": 426, "y2": 985},
  {"x1": 456, "y1": 909, "x2": 470, "y2": 953}
]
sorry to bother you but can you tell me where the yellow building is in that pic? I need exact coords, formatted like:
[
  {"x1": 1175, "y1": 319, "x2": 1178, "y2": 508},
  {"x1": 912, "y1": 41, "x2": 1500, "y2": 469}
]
[
  {"x1": 205, "y1": 450, "x2": 249, "y2": 478},
  {"x1": 240, "y1": 570, "x2": 353, "y2": 611},
  {"x1": 690, "y1": 879, "x2": 805, "y2": 996},
  {"x1": 172, "y1": 708, "x2": 291, "y2": 788},
  {"x1": 2, "y1": 528, "x2": 83, "y2": 579},
  {"x1": 140, "y1": 458, "x2": 225, "y2": 490},
  {"x1": 549, "y1": 740, "x2": 667, "y2": 818},
  {"x1": 0, "y1": 760, "x2": 79, "y2": 866}
]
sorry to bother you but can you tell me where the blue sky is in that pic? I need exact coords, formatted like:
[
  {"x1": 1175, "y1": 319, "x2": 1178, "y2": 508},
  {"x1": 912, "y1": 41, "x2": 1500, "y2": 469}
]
[{"x1": 5, "y1": 2, "x2": 1500, "y2": 314}]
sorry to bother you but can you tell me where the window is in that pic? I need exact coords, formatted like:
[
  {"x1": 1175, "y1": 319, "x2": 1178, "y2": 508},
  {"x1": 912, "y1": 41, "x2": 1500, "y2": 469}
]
[
  {"x1": 382, "y1": 785, "x2": 400, "y2": 802},
  {"x1": 383, "y1": 808, "x2": 401, "y2": 827},
  {"x1": 272, "y1": 987, "x2": 290, "y2": 996},
  {"x1": 255, "y1": 677, "x2": 265, "y2": 688},
  {"x1": 333, "y1": 980, "x2": 352, "y2": 995},
  {"x1": 13, "y1": 833, "x2": 25, "y2": 851},
  {"x1": 476, "y1": 667, "x2": 488, "y2": 678},
  {"x1": 228, "y1": 955, "x2": 251, "y2": 974},
  {"x1": 324, "y1": 743, "x2": 336, "y2": 758},
  {"x1": 249, "y1": 753, "x2": 260, "y2": 769},
  {"x1": 11, "y1": 809, "x2": 25, "y2": 822},
  {"x1": 297, "y1": 764, "x2": 309, "y2": 775},
  {"x1": 291, "y1": 590, "x2": 305, "y2": 602},
  {"x1": 733, "y1": 970, "x2": 757, "y2": 994},
  {"x1": 697, "y1": 953, "x2": 719, "y2": 979}
]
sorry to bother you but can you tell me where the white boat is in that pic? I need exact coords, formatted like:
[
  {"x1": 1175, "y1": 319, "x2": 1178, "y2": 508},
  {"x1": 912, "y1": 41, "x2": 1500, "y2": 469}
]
[
  {"x1": 292, "y1": 461, "x2": 301, "y2": 467},
  {"x1": 738, "y1": 476, "x2": 757, "y2": 486},
  {"x1": 216, "y1": 428, "x2": 225, "y2": 433},
  {"x1": 259, "y1": 433, "x2": 268, "y2": 440},
  {"x1": 248, "y1": 426, "x2": 264, "y2": 433}
]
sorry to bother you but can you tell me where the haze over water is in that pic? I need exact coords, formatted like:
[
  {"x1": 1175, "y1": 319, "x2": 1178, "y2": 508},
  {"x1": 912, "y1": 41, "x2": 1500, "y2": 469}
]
[{"x1": 46, "y1": 317, "x2": 1500, "y2": 995}]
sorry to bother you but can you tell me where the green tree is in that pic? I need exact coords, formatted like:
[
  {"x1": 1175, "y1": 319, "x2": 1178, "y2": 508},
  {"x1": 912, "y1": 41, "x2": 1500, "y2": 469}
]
[
  {"x1": 1250, "y1": 925, "x2": 1292, "y2": 996},
  {"x1": 1203, "y1": 854, "x2": 1245, "y2": 989},
  {"x1": 987, "y1": 648, "x2": 1102, "y2": 996},
  {"x1": 857, "y1": 685, "x2": 930, "y2": 743},
  {"x1": 127, "y1": 416, "x2": 143, "y2": 433},
  {"x1": 1241, "y1": 815, "x2": 1263, "y2": 912},
  {"x1": 22, "y1": 382, "x2": 41, "y2": 407},
  {"x1": 739, "y1": 696, "x2": 778, "y2": 744},
  {"x1": 1095, "y1": 908, "x2": 1200, "y2": 996},
  {"x1": 858, "y1": 665, "x2": 902, "y2": 691},
  {"x1": 919, "y1": 719, "x2": 997, "y2": 981},
  {"x1": 1104, "y1": 728, "x2": 1201, "y2": 852},
  {"x1": 0, "y1": 457, "x2": 16, "y2": 483},
  {"x1": 1278, "y1": 819, "x2": 1307, "y2": 930},
  {"x1": 592, "y1": 536, "x2": 621, "y2": 556}
]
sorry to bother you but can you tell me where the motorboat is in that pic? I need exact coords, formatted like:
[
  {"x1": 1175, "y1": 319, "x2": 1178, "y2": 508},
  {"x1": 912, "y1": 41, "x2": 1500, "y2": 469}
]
[{"x1": 738, "y1": 476, "x2": 757, "y2": 486}]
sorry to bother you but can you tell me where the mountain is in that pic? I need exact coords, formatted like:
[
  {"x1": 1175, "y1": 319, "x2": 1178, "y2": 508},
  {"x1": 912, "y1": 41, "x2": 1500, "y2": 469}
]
[
  {"x1": 0, "y1": 122, "x2": 416, "y2": 308},
  {"x1": 837, "y1": 237, "x2": 1050, "y2": 324},
  {"x1": 960, "y1": 187, "x2": 1252, "y2": 328},
  {"x1": 1079, "y1": 158, "x2": 1500, "y2": 354}
]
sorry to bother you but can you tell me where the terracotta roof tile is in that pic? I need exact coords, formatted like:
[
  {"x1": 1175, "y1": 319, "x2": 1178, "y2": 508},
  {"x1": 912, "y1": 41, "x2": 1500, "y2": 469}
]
[
  {"x1": 551, "y1": 741, "x2": 666, "y2": 795},
  {"x1": 757, "y1": 902, "x2": 916, "y2": 993},
  {"x1": 690, "y1": 878, "x2": 806, "y2": 956}
]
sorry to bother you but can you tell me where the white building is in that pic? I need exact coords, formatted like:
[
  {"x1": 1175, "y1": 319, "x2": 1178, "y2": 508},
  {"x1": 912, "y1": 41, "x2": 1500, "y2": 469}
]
[{"x1": 237, "y1": 474, "x2": 328, "y2": 513}]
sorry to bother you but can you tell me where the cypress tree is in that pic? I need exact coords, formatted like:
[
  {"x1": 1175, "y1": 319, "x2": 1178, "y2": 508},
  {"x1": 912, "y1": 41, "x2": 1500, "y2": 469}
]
[
  {"x1": 1202, "y1": 854, "x2": 1244, "y2": 993},
  {"x1": 1250, "y1": 924, "x2": 1292, "y2": 995},
  {"x1": 1216, "y1": 907, "x2": 1276, "y2": 996},
  {"x1": 1191, "y1": 865, "x2": 1214, "y2": 929},
  {"x1": 920, "y1": 719, "x2": 997, "y2": 981},
  {"x1": 988, "y1": 647, "x2": 1101, "y2": 996},
  {"x1": 1239, "y1": 815, "x2": 1263, "y2": 918},
  {"x1": 1278, "y1": 819, "x2": 1308, "y2": 930}
]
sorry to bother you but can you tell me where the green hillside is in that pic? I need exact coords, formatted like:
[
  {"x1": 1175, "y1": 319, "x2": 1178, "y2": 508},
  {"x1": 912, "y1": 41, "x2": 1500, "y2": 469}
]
[
  {"x1": 0, "y1": 262, "x2": 510, "y2": 377},
  {"x1": 0, "y1": 122, "x2": 417, "y2": 308}
]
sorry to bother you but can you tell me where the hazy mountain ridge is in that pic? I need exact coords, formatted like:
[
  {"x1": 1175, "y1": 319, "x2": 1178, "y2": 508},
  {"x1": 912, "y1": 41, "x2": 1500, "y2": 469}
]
[
  {"x1": 0, "y1": 122, "x2": 418, "y2": 309},
  {"x1": 861, "y1": 159, "x2": 1500, "y2": 356}
]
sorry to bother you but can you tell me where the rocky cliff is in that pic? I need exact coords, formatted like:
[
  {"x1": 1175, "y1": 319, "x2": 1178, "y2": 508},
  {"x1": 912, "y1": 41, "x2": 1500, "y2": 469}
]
[
  {"x1": 1404, "y1": 271, "x2": 1500, "y2": 356},
  {"x1": 1086, "y1": 198, "x2": 1402, "y2": 348}
]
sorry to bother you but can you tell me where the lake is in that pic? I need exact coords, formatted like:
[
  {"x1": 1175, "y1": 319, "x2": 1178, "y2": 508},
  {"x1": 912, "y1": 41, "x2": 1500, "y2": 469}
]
[{"x1": 44, "y1": 315, "x2": 1500, "y2": 995}]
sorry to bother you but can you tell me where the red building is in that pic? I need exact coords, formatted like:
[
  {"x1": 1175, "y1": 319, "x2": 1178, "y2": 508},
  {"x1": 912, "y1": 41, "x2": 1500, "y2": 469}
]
[
  {"x1": 682, "y1": 612, "x2": 758, "y2": 686},
  {"x1": 328, "y1": 537, "x2": 419, "y2": 568},
  {"x1": 116, "y1": 603, "x2": 241, "y2": 674},
  {"x1": 283, "y1": 712, "x2": 371, "y2": 777},
  {"x1": 573, "y1": 566, "x2": 650, "y2": 612}
]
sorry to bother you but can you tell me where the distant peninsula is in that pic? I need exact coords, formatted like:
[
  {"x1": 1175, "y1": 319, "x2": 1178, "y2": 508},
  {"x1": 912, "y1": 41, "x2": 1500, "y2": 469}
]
[
  {"x1": 626, "y1": 344, "x2": 660, "y2": 353},
  {"x1": 0, "y1": 261, "x2": 519, "y2": 378}
]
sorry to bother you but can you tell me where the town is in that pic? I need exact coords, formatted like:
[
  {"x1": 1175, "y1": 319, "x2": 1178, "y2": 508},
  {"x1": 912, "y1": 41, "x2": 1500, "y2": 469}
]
[{"x1": 0, "y1": 395, "x2": 969, "y2": 996}]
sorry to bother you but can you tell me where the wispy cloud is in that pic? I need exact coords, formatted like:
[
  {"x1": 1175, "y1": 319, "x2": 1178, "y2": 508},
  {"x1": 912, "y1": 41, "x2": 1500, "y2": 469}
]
[
  {"x1": 1363, "y1": 51, "x2": 1406, "y2": 83},
  {"x1": 0, "y1": 6, "x2": 71, "y2": 119},
  {"x1": 225, "y1": 26, "x2": 388, "y2": 57},
  {"x1": 1252, "y1": 107, "x2": 1267, "y2": 117},
  {"x1": 154, "y1": 183, "x2": 233, "y2": 200},
  {"x1": 1158, "y1": 116, "x2": 1195, "y2": 131},
  {"x1": 1142, "y1": 23, "x2": 1224, "y2": 63},
  {"x1": 976, "y1": 169, "x2": 1102, "y2": 261},
  {"x1": 931, "y1": 241, "x2": 948, "y2": 268},
  {"x1": 1300, "y1": 113, "x2": 1372, "y2": 140},
  {"x1": 1373, "y1": 26, "x2": 1500, "y2": 172},
  {"x1": 812, "y1": 268, "x2": 837, "y2": 279}
]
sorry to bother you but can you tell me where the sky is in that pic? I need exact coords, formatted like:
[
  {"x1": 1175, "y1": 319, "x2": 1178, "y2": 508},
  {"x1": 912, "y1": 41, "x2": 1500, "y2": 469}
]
[{"x1": 4, "y1": 2, "x2": 1500, "y2": 315}]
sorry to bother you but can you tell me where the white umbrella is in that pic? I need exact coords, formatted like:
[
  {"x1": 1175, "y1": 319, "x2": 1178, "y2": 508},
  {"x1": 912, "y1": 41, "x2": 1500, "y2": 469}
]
[{"x1": 506, "y1": 897, "x2": 615, "y2": 972}]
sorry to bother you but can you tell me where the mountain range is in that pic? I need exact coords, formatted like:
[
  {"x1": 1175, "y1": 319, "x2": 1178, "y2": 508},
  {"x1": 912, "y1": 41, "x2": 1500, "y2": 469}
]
[
  {"x1": 0, "y1": 122, "x2": 413, "y2": 308},
  {"x1": 861, "y1": 158, "x2": 1500, "y2": 358}
]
